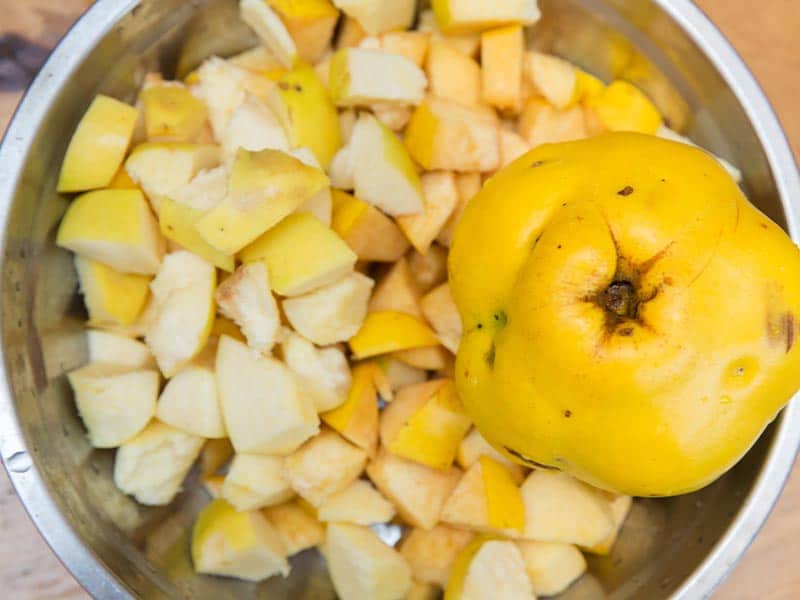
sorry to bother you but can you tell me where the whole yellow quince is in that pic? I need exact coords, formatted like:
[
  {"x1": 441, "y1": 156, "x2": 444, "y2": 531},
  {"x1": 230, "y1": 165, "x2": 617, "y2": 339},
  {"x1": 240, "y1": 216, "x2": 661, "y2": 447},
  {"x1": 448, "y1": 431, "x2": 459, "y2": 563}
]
[{"x1": 449, "y1": 132, "x2": 800, "y2": 497}]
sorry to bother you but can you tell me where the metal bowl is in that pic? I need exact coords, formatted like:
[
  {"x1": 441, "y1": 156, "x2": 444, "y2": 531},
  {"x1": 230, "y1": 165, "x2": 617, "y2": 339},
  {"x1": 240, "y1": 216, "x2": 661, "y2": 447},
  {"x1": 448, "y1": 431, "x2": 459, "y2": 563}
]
[{"x1": 0, "y1": 0, "x2": 798, "y2": 598}]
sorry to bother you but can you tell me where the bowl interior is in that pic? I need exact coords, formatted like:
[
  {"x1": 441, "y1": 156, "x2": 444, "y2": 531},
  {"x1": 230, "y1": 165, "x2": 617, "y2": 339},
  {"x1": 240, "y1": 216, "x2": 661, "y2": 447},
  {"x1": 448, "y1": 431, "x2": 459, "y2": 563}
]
[{"x1": 1, "y1": 0, "x2": 790, "y2": 598}]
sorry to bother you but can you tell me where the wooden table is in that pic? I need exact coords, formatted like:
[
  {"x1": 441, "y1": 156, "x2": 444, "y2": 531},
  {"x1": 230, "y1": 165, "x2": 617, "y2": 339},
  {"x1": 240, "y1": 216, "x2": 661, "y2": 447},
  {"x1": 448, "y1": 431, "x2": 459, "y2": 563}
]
[{"x1": 1, "y1": 1, "x2": 798, "y2": 598}]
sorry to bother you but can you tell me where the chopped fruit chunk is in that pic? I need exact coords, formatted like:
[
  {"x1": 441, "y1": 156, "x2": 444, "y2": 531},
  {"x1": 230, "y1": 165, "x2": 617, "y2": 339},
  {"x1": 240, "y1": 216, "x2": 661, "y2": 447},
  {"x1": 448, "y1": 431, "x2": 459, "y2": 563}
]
[
  {"x1": 349, "y1": 311, "x2": 440, "y2": 359},
  {"x1": 284, "y1": 429, "x2": 367, "y2": 506},
  {"x1": 58, "y1": 95, "x2": 138, "y2": 193},
  {"x1": 192, "y1": 499, "x2": 290, "y2": 581}
]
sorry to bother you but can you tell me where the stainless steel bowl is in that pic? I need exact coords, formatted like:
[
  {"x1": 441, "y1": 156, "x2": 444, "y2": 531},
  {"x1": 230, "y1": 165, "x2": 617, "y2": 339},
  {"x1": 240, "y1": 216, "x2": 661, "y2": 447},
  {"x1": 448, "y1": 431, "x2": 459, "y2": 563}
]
[{"x1": 1, "y1": 1, "x2": 798, "y2": 598}]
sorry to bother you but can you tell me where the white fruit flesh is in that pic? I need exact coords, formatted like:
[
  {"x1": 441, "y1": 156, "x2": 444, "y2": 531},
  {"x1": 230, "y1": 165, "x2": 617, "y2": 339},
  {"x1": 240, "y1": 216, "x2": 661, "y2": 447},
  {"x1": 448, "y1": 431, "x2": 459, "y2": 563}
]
[
  {"x1": 282, "y1": 271, "x2": 374, "y2": 345},
  {"x1": 145, "y1": 251, "x2": 216, "y2": 376},
  {"x1": 326, "y1": 522, "x2": 412, "y2": 600},
  {"x1": 217, "y1": 335, "x2": 319, "y2": 454},
  {"x1": 215, "y1": 263, "x2": 280, "y2": 353},
  {"x1": 221, "y1": 454, "x2": 294, "y2": 511},
  {"x1": 68, "y1": 364, "x2": 158, "y2": 448},
  {"x1": 282, "y1": 332, "x2": 351, "y2": 413},
  {"x1": 156, "y1": 363, "x2": 226, "y2": 438},
  {"x1": 350, "y1": 114, "x2": 424, "y2": 216},
  {"x1": 113, "y1": 421, "x2": 204, "y2": 505}
]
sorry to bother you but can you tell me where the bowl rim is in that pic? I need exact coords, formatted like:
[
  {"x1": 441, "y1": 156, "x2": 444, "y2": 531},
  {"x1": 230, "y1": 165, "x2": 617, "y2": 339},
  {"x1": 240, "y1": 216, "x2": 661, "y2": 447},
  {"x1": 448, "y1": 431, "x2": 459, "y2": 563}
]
[{"x1": 0, "y1": 1, "x2": 798, "y2": 598}]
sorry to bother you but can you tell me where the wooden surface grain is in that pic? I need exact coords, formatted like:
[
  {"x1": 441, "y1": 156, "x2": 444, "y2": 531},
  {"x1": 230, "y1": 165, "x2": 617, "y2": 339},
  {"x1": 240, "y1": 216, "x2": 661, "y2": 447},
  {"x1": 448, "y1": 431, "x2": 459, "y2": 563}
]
[{"x1": 1, "y1": 1, "x2": 798, "y2": 598}]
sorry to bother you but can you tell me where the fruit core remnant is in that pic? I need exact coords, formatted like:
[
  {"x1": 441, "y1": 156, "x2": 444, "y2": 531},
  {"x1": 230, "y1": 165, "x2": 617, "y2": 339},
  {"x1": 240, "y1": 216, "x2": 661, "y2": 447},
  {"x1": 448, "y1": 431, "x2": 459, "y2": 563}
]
[{"x1": 600, "y1": 280, "x2": 638, "y2": 320}]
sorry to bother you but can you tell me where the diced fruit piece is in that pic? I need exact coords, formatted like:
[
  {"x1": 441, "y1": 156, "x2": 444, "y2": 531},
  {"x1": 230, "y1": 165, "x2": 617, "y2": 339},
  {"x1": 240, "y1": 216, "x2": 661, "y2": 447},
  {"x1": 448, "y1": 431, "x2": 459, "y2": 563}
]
[
  {"x1": 58, "y1": 95, "x2": 138, "y2": 192},
  {"x1": 330, "y1": 145, "x2": 355, "y2": 190},
  {"x1": 283, "y1": 147, "x2": 334, "y2": 225},
  {"x1": 516, "y1": 541, "x2": 587, "y2": 596},
  {"x1": 417, "y1": 9, "x2": 481, "y2": 58},
  {"x1": 350, "y1": 114, "x2": 424, "y2": 216},
  {"x1": 421, "y1": 283, "x2": 462, "y2": 353},
  {"x1": 499, "y1": 128, "x2": 531, "y2": 169},
  {"x1": 481, "y1": 25, "x2": 524, "y2": 111},
  {"x1": 266, "y1": 0, "x2": 339, "y2": 63},
  {"x1": 394, "y1": 345, "x2": 451, "y2": 371},
  {"x1": 214, "y1": 263, "x2": 280, "y2": 353},
  {"x1": 367, "y1": 448, "x2": 462, "y2": 529},
  {"x1": 326, "y1": 522, "x2": 412, "y2": 600},
  {"x1": 282, "y1": 332, "x2": 351, "y2": 413},
  {"x1": 524, "y1": 52, "x2": 578, "y2": 109},
  {"x1": 159, "y1": 199, "x2": 234, "y2": 272},
  {"x1": 438, "y1": 173, "x2": 481, "y2": 247},
  {"x1": 283, "y1": 271, "x2": 374, "y2": 345},
  {"x1": 267, "y1": 63, "x2": 341, "y2": 169},
  {"x1": 518, "y1": 97, "x2": 587, "y2": 146},
  {"x1": 124, "y1": 142, "x2": 221, "y2": 212},
  {"x1": 380, "y1": 31, "x2": 430, "y2": 66},
  {"x1": 86, "y1": 329, "x2": 155, "y2": 370},
  {"x1": 192, "y1": 499, "x2": 290, "y2": 581},
  {"x1": 170, "y1": 166, "x2": 228, "y2": 212},
  {"x1": 332, "y1": 190, "x2": 410, "y2": 261},
  {"x1": 380, "y1": 379, "x2": 449, "y2": 448},
  {"x1": 337, "y1": 16, "x2": 368, "y2": 48},
  {"x1": 457, "y1": 429, "x2": 526, "y2": 485},
  {"x1": 113, "y1": 421, "x2": 204, "y2": 505},
  {"x1": 94, "y1": 294, "x2": 158, "y2": 339},
  {"x1": 369, "y1": 257, "x2": 423, "y2": 319},
  {"x1": 217, "y1": 335, "x2": 319, "y2": 453},
  {"x1": 67, "y1": 365, "x2": 158, "y2": 448},
  {"x1": 582, "y1": 494, "x2": 632, "y2": 555},
  {"x1": 141, "y1": 85, "x2": 208, "y2": 142},
  {"x1": 400, "y1": 525, "x2": 475, "y2": 587},
  {"x1": 332, "y1": 0, "x2": 415, "y2": 35},
  {"x1": 284, "y1": 429, "x2": 367, "y2": 506},
  {"x1": 372, "y1": 103, "x2": 413, "y2": 131},
  {"x1": 201, "y1": 438, "x2": 235, "y2": 477},
  {"x1": 377, "y1": 357, "x2": 427, "y2": 396},
  {"x1": 426, "y1": 42, "x2": 481, "y2": 107},
  {"x1": 57, "y1": 189, "x2": 164, "y2": 275},
  {"x1": 585, "y1": 80, "x2": 662, "y2": 134},
  {"x1": 193, "y1": 57, "x2": 250, "y2": 139},
  {"x1": 350, "y1": 311, "x2": 439, "y2": 359},
  {"x1": 432, "y1": 0, "x2": 541, "y2": 34},
  {"x1": 145, "y1": 251, "x2": 216, "y2": 376},
  {"x1": 108, "y1": 167, "x2": 138, "y2": 190},
  {"x1": 262, "y1": 500, "x2": 325, "y2": 555},
  {"x1": 441, "y1": 456, "x2": 525, "y2": 536},
  {"x1": 239, "y1": 212, "x2": 356, "y2": 296},
  {"x1": 156, "y1": 362, "x2": 226, "y2": 438},
  {"x1": 405, "y1": 97, "x2": 500, "y2": 173},
  {"x1": 196, "y1": 149, "x2": 328, "y2": 254},
  {"x1": 240, "y1": 0, "x2": 298, "y2": 68},
  {"x1": 75, "y1": 257, "x2": 151, "y2": 328},
  {"x1": 520, "y1": 471, "x2": 615, "y2": 546},
  {"x1": 398, "y1": 171, "x2": 459, "y2": 255},
  {"x1": 445, "y1": 538, "x2": 533, "y2": 600},
  {"x1": 221, "y1": 454, "x2": 293, "y2": 511},
  {"x1": 297, "y1": 185, "x2": 333, "y2": 225},
  {"x1": 574, "y1": 69, "x2": 605, "y2": 102},
  {"x1": 318, "y1": 479, "x2": 395, "y2": 524},
  {"x1": 381, "y1": 379, "x2": 471, "y2": 469},
  {"x1": 222, "y1": 94, "x2": 290, "y2": 161},
  {"x1": 330, "y1": 48, "x2": 427, "y2": 108},
  {"x1": 321, "y1": 362, "x2": 380, "y2": 456}
]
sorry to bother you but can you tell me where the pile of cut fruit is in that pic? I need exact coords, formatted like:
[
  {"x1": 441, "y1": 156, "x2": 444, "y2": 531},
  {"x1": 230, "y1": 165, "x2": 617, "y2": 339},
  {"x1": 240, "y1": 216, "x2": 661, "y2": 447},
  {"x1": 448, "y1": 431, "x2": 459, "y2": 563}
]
[{"x1": 57, "y1": 0, "x2": 741, "y2": 598}]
